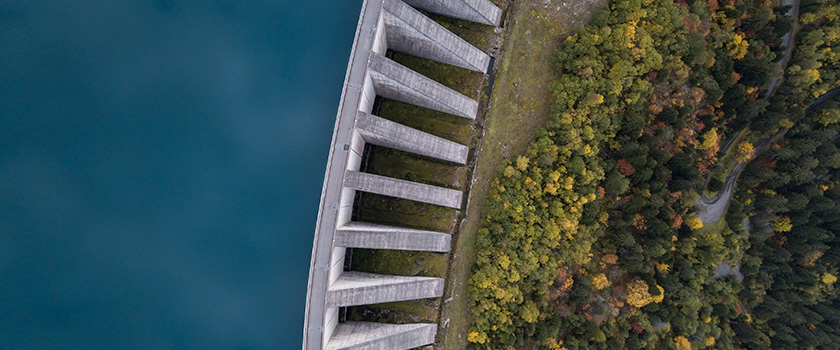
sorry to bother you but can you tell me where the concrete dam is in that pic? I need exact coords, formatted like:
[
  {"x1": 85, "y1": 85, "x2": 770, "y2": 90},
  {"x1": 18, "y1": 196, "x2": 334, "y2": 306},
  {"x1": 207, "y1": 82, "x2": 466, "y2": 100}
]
[{"x1": 303, "y1": 0, "x2": 501, "y2": 349}]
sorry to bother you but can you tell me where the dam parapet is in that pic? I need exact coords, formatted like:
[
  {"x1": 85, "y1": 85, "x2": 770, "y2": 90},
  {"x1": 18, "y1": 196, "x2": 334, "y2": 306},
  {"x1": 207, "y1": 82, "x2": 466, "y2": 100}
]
[{"x1": 303, "y1": 0, "x2": 501, "y2": 349}]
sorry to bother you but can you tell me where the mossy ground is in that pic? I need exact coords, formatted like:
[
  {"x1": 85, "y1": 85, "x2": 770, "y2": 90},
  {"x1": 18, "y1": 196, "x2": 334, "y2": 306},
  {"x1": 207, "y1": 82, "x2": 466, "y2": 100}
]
[{"x1": 365, "y1": 147, "x2": 468, "y2": 189}]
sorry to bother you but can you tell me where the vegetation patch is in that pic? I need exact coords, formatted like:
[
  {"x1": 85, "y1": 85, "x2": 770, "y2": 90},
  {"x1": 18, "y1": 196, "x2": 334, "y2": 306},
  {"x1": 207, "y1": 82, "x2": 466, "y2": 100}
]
[
  {"x1": 435, "y1": 0, "x2": 610, "y2": 348},
  {"x1": 464, "y1": 0, "x2": 840, "y2": 349}
]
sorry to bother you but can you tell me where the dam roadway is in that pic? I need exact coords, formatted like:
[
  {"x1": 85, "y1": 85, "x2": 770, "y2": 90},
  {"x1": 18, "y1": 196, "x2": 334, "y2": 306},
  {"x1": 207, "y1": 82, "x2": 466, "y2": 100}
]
[{"x1": 303, "y1": 0, "x2": 502, "y2": 349}]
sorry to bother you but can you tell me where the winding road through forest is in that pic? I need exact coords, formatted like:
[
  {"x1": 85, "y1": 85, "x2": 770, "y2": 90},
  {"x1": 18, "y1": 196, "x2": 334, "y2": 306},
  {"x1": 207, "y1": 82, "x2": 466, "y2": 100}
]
[
  {"x1": 696, "y1": 0, "x2": 800, "y2": 224},
  {"x1": 719, "y1": 0, "x2": 798, "y2": 155},
  {"x1": 696, "y1": 89, "x2": 840, "y2": 224},
  {"x1": 764, "y1": 0, "x2": 799, "y2": 98}
]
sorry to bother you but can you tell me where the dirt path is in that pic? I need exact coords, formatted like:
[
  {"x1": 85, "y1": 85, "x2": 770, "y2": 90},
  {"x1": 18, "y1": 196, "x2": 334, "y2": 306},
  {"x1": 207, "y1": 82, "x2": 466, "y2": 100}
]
[
  {"x1": 697, "y1": 0, "x2": 800, "y2": 223},
  {"x1": 720, "y1": 0, "x2": 799, "y2": 155},
  {"x1": 764, "y1": 0, "x2": 799, "y2": 98},
  {"x1": 696, "y1": 127, "x2": 786, "y2": 224},
  {"x1": 695, "y1": 96, "x2": 837, "y2": 225},
  {"x1": 696, "y1": 162, "x2": 744, "y2": 224}
]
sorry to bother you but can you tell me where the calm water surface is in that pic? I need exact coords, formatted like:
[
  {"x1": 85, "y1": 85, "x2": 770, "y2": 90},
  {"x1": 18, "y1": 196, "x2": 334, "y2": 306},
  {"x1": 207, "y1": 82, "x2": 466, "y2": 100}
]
[{"x1": 0, "y1": 1, "x2": 360, "y2": 348}]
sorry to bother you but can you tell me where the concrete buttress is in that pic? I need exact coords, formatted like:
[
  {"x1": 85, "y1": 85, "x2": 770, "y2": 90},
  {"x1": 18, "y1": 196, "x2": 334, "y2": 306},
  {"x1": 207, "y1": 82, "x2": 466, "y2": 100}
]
[
  {"x1": 382, "y1": 0, "x2": 491, "y2": 72},
  {"x1": 401, "y1": 0, "x2": 502, "y2": 26},
  {"x1": 343, "y1": 170, "x2": 462, "y2": 209},
  {"x1": 355, "y1": 111, "x2": 469, "y2": 164},
  {"x1": 325, "y1": 322, "x2": 437, "y2": 350},
  {"x1": 367, "y1": 53, "x2": 479, "y2": 119},
  {"x1": 327, "y1": 271, "x2": 444, "y2": 307},
  {"x1": 335, "y1": 221, "x2": 451, "y2": 252}
]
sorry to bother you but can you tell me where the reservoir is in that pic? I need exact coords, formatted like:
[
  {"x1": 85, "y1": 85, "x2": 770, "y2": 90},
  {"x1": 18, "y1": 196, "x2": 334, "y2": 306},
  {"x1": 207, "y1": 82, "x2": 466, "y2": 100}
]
[{"x1": 0, "y1": 0, "x2": 360, "y2": 348}]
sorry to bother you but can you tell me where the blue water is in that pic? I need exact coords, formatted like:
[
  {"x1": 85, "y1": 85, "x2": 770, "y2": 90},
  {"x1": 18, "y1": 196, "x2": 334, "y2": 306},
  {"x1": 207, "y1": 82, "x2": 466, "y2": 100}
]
[{"x1": 0, "y1": 1, "x2": 360, "y2": 348}]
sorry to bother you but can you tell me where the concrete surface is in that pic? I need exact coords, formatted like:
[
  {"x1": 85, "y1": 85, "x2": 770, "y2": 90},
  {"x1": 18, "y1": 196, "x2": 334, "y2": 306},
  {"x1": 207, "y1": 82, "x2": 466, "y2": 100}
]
[
  {"x1": 327, "y1": 271, "x2": 445, "y2": 307},
  {"x1": 403, "y1": 0, "x2": 502, "y2": 26},
  {"x1": 368, "y1": 53, "x2": 479, "y2": 119},
  {"x1": 383, "y1": 0, "x2": 491, "y2": 72},
  {"x1": 304, "y1": 1, "x2": 384, "y2": 348},
  {"x1": 335, "y1": 221, "x2": 451, "y2": 252},
  {"x1": 325, "y1": 322, "x2": 437, "y2": 350},
  {"x1": 344, "y1": 170, "x2": 463, "y2": 209},
  {"x1": 356, "y1": 111, "x2": 469, "y2": 164}
]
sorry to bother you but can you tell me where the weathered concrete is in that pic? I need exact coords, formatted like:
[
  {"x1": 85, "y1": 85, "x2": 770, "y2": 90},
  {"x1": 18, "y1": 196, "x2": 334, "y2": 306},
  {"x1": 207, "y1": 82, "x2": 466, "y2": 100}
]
[
  {"x1": 356, "y1": 111, "x2": 469, "y2": 164},
  {"x1": 368, "y1": 53, "x2": 479, "y2": 119},
  {"x1": 402, "y1": 0, "x2": 502, "y2": 26},
  {"x1": 335, "y1": 221, "x2": 451, "y2": 252},
  {"x1": 305, "y1": 1, "x2": 500, "y2": 348},
  {"x1": 344, "y1": 170, "x2": 463, "y2": 209},
  {"x1": 327, "y1": 271, "x2": 445, "y2": 307},
  {"x1": 383, "y1": 0, "x2": 491, "y2": 72},
  {"x1": 304, "y1": 1, "x2": 386, "y2": 348},
  {"x1": 325, "y1": 322, "x2": 437, "y2": 350}
]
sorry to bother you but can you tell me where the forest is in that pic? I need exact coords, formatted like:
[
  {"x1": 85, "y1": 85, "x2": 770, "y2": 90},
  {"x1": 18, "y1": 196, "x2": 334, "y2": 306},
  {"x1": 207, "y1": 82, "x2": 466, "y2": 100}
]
[{"x1": 467, "y1": 0, "x2": 840, "y2": 349}]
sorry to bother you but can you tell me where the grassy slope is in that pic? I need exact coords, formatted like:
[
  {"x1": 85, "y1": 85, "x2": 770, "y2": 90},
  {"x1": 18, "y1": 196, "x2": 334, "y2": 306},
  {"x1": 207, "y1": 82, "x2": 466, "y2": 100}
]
[{"x1": 435, "y1": 0, "x2": 607, "y2": 348}]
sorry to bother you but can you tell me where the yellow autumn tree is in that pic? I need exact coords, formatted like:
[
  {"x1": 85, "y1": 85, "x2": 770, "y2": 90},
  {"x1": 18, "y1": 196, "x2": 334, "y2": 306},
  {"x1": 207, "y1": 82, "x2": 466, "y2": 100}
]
[
  {"x1": 633, "y1": 214, "x2": 647, "y2": 230},
  {"x1": 516, "y1": 155, "x2": 529, "y2": 171},
  {"x1": 544, "y1": 338, "x2": 566, "y2": 350},
  {"x1": 545, "y1": 183, "x2": 558, "y2": 195},
  {"x1": 697, "y1": 128, "x2": 719, "y2": 150},
  {"x1": 706, "y1": 336, "x2": 716, "y2": 346},
  {"x1": 773, "y1": 216, "x2": 793, "y2": 233},
  {"x1": 503, "y1": 165, "x2": 516, "y2": 178},
  {"x1": 652, "y1": 285, "x2": 664, "y2": 303},
  {"x1": 468, "y1": 331, "x2": 488, "y2": 344},
  {"x1": 593, "y1": 273, "x2": 610, "y2": 290},
  {"x1": 823, "y1": 273, "x2": 838, "y2": 285},
  {"x1": 498, "y1": 252, "x2": 510, "y2": 270},
  {"x1": 626, "y1": 278, "x2": 655, "y2": 308},
  {"x1": 674, "y1": 335, "x2": 691, "y2": 350},
  {"x1": 557, "y1": 268, "x2": 574, "y2": 294},
  {"x1": 728, "y1": 33, "x2": 749, "y2": 59},
  {"x1": 735, "y1": 141, "x2": 754, "y2": 163},
  {"x1": 686, "y1": 214, "x2": 704, "y2": 230}
]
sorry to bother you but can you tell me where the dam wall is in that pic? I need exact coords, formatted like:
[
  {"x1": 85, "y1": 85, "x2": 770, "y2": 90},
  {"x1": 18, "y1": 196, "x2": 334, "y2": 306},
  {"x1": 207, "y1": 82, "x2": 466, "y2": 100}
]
[{"x1": 303, "y1": 0, "x2": 500, "y2": 349}]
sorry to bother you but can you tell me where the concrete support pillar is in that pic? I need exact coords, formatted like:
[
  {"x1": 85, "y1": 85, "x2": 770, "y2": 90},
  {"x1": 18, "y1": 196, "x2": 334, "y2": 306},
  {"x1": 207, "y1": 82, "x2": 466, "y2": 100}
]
[
  {"x1": 336, "y1": 221, "x2": 451, "y2": 252},
  {"x1": 356, "y1": 111, "x2": 468, "y2": 164},
  {"x1": 327, "y1": 271, "x2": 444, "y2": 307},
  {"x1": 344, "y1": 170, "x2": 462, "y2": 209},
  {"x1": 367, "y1": 53, "x2": 478, "y2": 119},
  {"x1": 402, "y1": 0, "x2": 502, "y2": 26},
  {"x1": 322, "y1": 307, "x2": 340, "y2": 348},
  {"x1": 382, "y1": 0, "x2": 491, "y2": 72},
  {"x1": 325, "y1": 322, "x2": 437, "y2": 350}
]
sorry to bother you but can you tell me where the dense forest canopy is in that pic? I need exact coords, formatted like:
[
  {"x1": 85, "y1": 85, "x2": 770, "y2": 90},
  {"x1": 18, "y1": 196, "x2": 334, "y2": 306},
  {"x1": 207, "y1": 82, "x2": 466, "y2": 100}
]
[{"x1": 467, "y1": 0, "x2": 840, "y2": 349}]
